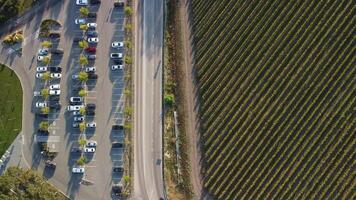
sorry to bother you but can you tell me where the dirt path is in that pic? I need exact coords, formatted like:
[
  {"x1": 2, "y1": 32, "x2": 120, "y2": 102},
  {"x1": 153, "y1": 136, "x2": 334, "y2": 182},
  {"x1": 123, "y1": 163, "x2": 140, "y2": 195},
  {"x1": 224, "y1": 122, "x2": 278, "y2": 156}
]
[{"x1": 177, "y1": 0, "x2": 213, "y2": 199}]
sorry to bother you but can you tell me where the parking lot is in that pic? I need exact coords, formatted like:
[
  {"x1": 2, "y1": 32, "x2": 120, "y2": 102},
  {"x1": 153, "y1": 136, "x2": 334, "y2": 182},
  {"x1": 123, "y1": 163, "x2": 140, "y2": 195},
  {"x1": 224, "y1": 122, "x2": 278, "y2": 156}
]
[{"x1": 0, "y1": 0, "x2": 127, "y2": 199}]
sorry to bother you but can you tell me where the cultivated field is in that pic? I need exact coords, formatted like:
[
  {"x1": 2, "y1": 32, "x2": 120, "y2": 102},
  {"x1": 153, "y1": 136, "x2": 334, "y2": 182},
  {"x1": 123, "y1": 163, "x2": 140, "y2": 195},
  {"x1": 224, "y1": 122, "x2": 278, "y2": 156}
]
[{"x1": 191, "y1": 0, "x2": 355, "y2": 199}]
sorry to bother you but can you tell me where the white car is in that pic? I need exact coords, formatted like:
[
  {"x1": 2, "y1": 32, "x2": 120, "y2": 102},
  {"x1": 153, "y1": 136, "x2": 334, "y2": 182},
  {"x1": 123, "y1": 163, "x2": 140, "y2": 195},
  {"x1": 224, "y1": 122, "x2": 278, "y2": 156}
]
[
  {"x1": 49, "y1": 90, "x2": 60, "y2": 95},
  {"x1": 72, "y1": 74, "x2": 79, "y2": 80},
  {"x1": 70, "y1": 97, "x2": 83, "y2": 103},
  {"x1": 86, "y1": 122, "x2": 96, "y2": 128},
  {"x1": 111, "y1": 42, "x2": 124, "y2": 48},
  {"x1": 33, "y1": 91, "x2": 41, "y2": 96},
  {"x1": 36, "y1": 67, "x2": 47, "y2": 72},
  {"x1": 110, "y1": 53, "x2": 123, "y2": 59},
  {"x1": 37, "y1": 56, "x2": 44, "y2": 61},
  {"x1": 85, "y1": 67, "x2": 96, "y2": 73},
  {"x1": 87, "y1": 37, "x2": 99, "y2": 43},
  {"x1": 73, "y1": 111, "x2": 82, "y2": 116},
  {"x1": 50, "y1": 73, "x2": 62, "y2": 79},
  {"x1": 35, "y1": 73, "x2": 44, "y2": 78},
  {"x1": 76, "y1": 0, "x2": 88, "y2": 6},
  {"x1": 35, "y1": 102, "x2": 47, "y2": 108},
  {"x1": 111, "y1": 65, "x2": 123, "y2": 70},
  {"x1": 38, "y1": 49, "x2": 48, "y2": 56},
  {"x1": 49, "y1": 84, "x2": 60, "y2": 89},
  {"x1": 72, "y1": 167, "x2": 85, "y2": 173},
  {"x1": 87, "y1": 23, "x2": 97, "y2": 28},
  {"x1": 75, "y1": 18, "x2": 86, "y2": 24},
  {"x1": 84, "y1": 148, "x2": 95, "y2": 153},
  {"x1": 86, "y1": 140, "x2": 97, "y2": 147},
  {"x1": 67, "y1": 105, "x2": 84, "y2": 111}
]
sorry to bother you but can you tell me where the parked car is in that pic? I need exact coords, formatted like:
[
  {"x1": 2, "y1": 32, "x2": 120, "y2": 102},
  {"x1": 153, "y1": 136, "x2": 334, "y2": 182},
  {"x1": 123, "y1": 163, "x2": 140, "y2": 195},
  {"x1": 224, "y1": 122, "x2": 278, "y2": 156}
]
[
  {"x1": 73, "y1": 111, "x2": 82, "y2": 116},
  {"x1": 85, "y1": 47, "x2": 96, "y2": 53},
  {"x1": 88, "y1": 37, "x2": 99, "y2": 43},
  {"x1": 75, "y1": 18, "x2": 86, "y2": 24},
  {"x1": 112, "y1": 124, "x2": 124, "y2": 130},
  {"x1": 72, "y1": 167, "x2": 85, "y2": 173},
  {"x1": 70, "y1": 97, "x2": 83, "y2": 103},
  {"x1": 84, "y1": 148, "x2": 95, "y2": 153},
  {"x1": 86, "y1": 103, "x2": 96, "y2": 110},
  {"x1": 88, "y1": 73, "x2": 98, "y2": 79},
  {"x1": 71, "y1": 147, "x2": 82, "y2": 153},
  {"x1": 38, "y1": 129, "x2": 49, "y2": 135},
  {"x1": 36, "y1": 66, "x2": 47, "y2": 72},
  {"x1": 72, "y1": 74, "x2": 79, "y2": 80},
  {"x1": 36, "y1": 113, "x2": 48, "y2": 118},
  {"x1": 38, "y1": 49, "x2": 48, "y2": 56},
  {"x1": 76, "y1": 0, "x2": 88, "y2": 6},
  {"x1": 86, "y1": 31, "x2": 98, "y2": 37},
  {"x1": 73, "y1": 85, "x2": 84, "y2": 92},
  {"x1": 49, "y1": 95, "x2": 60, "y2": 101},
  {"x1": 35, "y1": 73, "x2": 44, "y2": 78},
  {"x1": 87, "y1": 55, "x2": 96, "y2": 60},
  {"x1": 37, "y1": 56, "x2": 44, "y2": 61},
  {"x1": 49, "y1": 84, "x2": 60, "y2": 89},
  {"x1": 111, "y1": 41, "x2": 124, "y2": 48},
  {"x1": 110, "y1": 53, "x2": 123, "y2": 59},
  {"x1": 87, "y1": 23, "x2": 97, "y2": 29},
  {"x1": 34, "y1": 91, "x2": 41, "y2": 96},
  {"x1": 67, "y1": 105, "x2": 84, "y2": 111},
  {"x1": 49, "y1": 101, "x2": 61, "y2": 109},
  {"x1": 45, "y1": 160, "x2": 56, "y2": 168},
  {"x1": 86, "y1": 140, "x2": 97, "y2": 147},
  {"x1": 114, "y1": 0, "x2": 124, "y2": 7},
  {"x1": 113, "y1": 166, "x2": 123, "y2": 173},
  {"x1": 49, "y1": 66, "x2": 62, "y2": 73},
  {"x1": 112, "y1": 142, "x2": 124, "y2": 148},
  {"x1": 49, "y1": 32, "x2": 61, "y2": 38},
  {"x1": 90, "y1": 0, "x2": 101, "y2": 5},
  {"x1": 50, "y1": 48, "x2": 64, "y2": 55},
  {"x1": 74, "y1": 116, "x2": 85, "y2": 122},
  {"x1": 111, "y1": 65, "x2": 123, "y2": 70},
  {"x1": 86, "y1": 110, "x2": 95, "y2": 116},
  {"x1": 49, "y1": 90, "x2": 60, "y2": 95},
  {"x1": 87, "y1": 12, "x2": 97, "y2": 18},
  {"x1": 50, "y1": 73, "x2": 62, "y2": 79},
  {"x1": 85, "y1": 66, "x2": 96, "y2": 73},
  {"x1": 112, "y1": 183, "x2": 123, "y2": 197},
  {"x1": 72, "y1": 123, "x2": 80, "y2": 128},
  {"x1": 86, "y1": 122, "x2": 96, "y2": 128},
  {"x1": 35, "y1": 102, "x2": 47, "y2": 108},
  {"x1": 113, "y1": 59, "x2": 123, "y2": 64}
]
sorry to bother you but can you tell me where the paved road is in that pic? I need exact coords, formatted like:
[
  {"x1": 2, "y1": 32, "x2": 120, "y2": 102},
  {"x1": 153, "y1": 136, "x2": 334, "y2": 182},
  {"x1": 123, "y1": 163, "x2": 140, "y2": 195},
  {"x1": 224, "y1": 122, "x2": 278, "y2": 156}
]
[
  {"x1": 133, "y1": 0, "x2": 164, "y2": 199},
  {"x1": 0, "y1": 0, "x2": 126, "y2": 199}
]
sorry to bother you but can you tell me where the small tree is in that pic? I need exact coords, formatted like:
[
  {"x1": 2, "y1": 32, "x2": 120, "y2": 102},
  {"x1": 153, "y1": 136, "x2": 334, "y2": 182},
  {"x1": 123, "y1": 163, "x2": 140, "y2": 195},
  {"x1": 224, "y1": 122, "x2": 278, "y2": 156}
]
[
  {"x1": 124, "y1": 56, "x2": 132, "y2": 64},
  {"x1": 78, "y1": 136, "x2": 86, "y2": 147},
  {"x1": 124, "y1": 40, "x2": 132, "y2": 49},
  {"x1": 78, "y1": 71, "x2": 88, "y2": 82},
  {"x1": 123, "y1": 175, "x2": 131, "y2": 186},
  {"x1": 79, "y1": 24, "x2": 88, "y2": 31},
  {"x1": 41, "y1": 106, "x2": 50, "y2": 114},
  {"x1": 124, "y1": 24, "x2": 132, "y2": 32},
  {"x1": 79, "y1": 7, "x2": 89, "y2": 16},
  {"x1": 43, "y1": 56, "x2": 51, "y2": 65},
  {"x1": 79, "y1": 122, "x2": 86, "y2": 132},
  {"x1": 78, "y1": 89, "x2": 88, "y2": 97},
  {"x1": 42, "y1": 71, "x2": 51, "y2": 81},
  {"x1": 76, "y1": 156, "x2": 87, "y2": 166},
  {"x1": 78, "y1": 40, "x2": 88, "y2": 49},
  {"x1": 13, "y1": 32, "x2": 24, "y2": 42},
  {"x1": 124, "y1": 106, "x2": 132, "y2": 118},
  {"x1": 164, "y1": 94, "x2": 174, "y2": 106},
  {"x1": 79, "y1": 54, "x2": 88, "y2": 66},
  {"x1": 41, "y1": 88, "x2": 49, "y2": 99},
  {"x1": 124, "y1": 88, "x2": 131, "y2": 96},
  {"x1": 39, "y1": 121, "x2": 49, "y2": 130},
  {"x1": 41, "y1": 41, "x2": 52, "y2": 48},
  {"x1": 79, "y1": 107, "x2": 86, "y2": 115},
  {"x1": 124, "y1": 6, "x2": 133, "y2": 16}
]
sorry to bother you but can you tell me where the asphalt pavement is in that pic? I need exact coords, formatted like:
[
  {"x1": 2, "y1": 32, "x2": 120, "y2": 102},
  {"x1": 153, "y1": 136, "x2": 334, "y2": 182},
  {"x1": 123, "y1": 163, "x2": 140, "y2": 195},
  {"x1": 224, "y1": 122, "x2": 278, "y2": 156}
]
[
  {"x1": 133, "y1": 0, "x2": 165, "y2": 199},
  {"x1": 0, "y1": 0, "x2": 126, "y2": 199}
]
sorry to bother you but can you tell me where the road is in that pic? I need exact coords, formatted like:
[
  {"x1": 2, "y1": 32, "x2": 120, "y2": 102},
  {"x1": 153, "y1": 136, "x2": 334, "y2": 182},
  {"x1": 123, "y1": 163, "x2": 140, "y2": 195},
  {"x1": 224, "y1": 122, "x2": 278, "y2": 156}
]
[
  {"x1": 0, "y1": 0, "x2": 126, "y2": 199},
  {"x1": 133, "y1": 0, "x2": 165, "y2": 199}
]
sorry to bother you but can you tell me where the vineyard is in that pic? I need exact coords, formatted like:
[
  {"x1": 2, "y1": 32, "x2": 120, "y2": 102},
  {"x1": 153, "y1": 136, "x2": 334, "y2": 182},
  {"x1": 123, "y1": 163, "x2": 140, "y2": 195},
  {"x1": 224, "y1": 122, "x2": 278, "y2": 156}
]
[{"x1": 190, "y1": 0, "x2": 355, "y2": 199}]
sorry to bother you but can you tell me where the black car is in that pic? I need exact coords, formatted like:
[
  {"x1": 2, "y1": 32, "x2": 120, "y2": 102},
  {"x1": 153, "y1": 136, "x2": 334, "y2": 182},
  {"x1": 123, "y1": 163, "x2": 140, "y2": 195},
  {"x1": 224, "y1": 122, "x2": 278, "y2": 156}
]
[
  {"x1": 49, "y1": 101, "x2": 61, "y2": 109},
  {"x1": 71, "y1": 147, "x2": 82, "y2": 153},
  {"x1": 49, "y1": 32, "x2": 60, "y2": 38},
  {"x1": 49, "y1": 95, "x2": 60, "y2": 101},
  {"x1": 114, "y1": 0, "x2": 124, "y2": 7},
  {"x1": 113, "y1": 166, "x2": 123, "y2": 172},
  {"x1": 45, "y1": 160, "x2": 57, "y2": 168},
  {"x1": 86, "y1": 103, "x2": 96, "y2": 110},
  {"x1": 49, "y1": 66, "x2": 62, "y2": 73},
  {"x1": 86, "y1": 110, "x2": 95, "y2": 116},
  {"x1": 38, "y1": 129, "x2": 49, "y2": 135},
  {"x1": 113, "y1": 59, "x2": 123, "y2": 65},
  {"x1": 37, "y1": 113, "x2": 48, "y2": 118},
  {"x1": 88, "y1": 73, "x2": 98, "y2": 79},
  {"x1": 90, "y1": 0, "x2": 101, "y2": 4},
  {"x1": 87, "y1": 55, "x2": 96, "y2": 60},
  {"x1": 86, "y1": 31, "x2": 98, "y2": 37},
  {"x1": 112, "y1": 124, "x2": 124, "y2": 130},
  {"x1": 73, "y1": 86, "x2": 84, "y2": 92},
  {"x1": 50, "y1": 48, "x2": 64, "y2": 55},
  {"x1": 112, "y1": 142, "x2": 124, "y2": 148},
  {"x1": 112, "y1": 184, "x2": 122, "y2": 197},
  {"x1": 88, "y1": 12, "x2": 97, "y2": 18}
]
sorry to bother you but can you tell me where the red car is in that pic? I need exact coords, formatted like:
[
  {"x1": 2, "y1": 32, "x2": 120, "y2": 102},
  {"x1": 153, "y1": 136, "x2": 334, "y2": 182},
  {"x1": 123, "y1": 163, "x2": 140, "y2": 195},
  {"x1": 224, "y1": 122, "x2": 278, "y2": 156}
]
[{"x1": 85, "y1": 47, "x2": 96, "y2": 53}]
